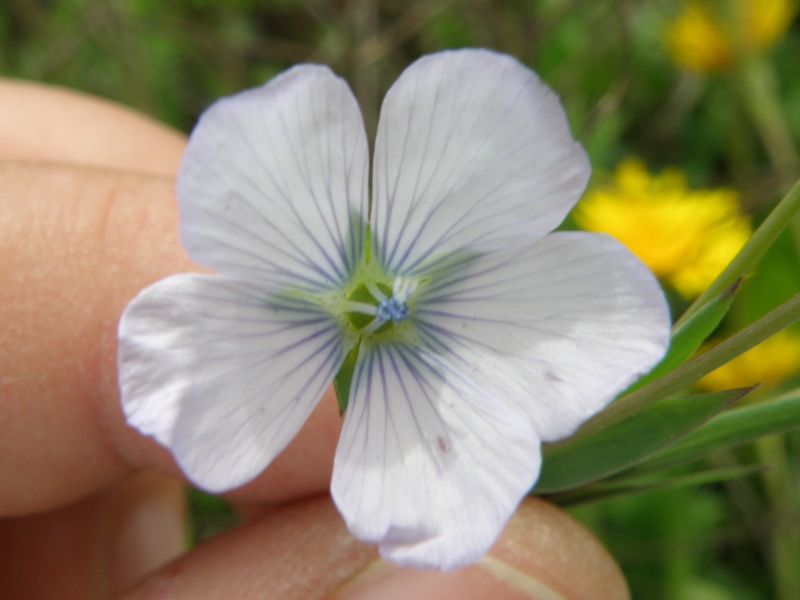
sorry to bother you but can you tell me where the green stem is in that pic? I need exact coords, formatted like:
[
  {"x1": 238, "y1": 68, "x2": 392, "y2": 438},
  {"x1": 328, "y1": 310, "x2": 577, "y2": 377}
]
[
  {"x1": 676, "y1": 175, "x2": 800, "y2": 329},
  {"x1": 738, "y1": 56, "x2": 799, "y2": 174},
  {"x1": 560, "y1": 292, "x2": 800, "y2": 447},
  {"x1": 757, "y1": 434, "x2": 800, "y2": 600},
  {"x1": 349, "y1": 0, "x2": 379, "y2": 142}
]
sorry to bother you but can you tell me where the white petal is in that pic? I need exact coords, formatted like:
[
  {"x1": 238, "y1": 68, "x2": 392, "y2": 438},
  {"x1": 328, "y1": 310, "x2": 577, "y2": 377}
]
[
  {"x1": 331, "y1": 342, "x2": 540, "y2": 570},
  {"x1": 118, "y1": 274, "x2": 346, "y2": 492},
  {"x1": 371, "y1": 49, "x2": 589, "y2": 275},
  {"x1": 414, "y1": 231, "x2": 670, "y2": 442},
  {"x1": 178, "y1": 66, "x2": 369, "y2": 292}
]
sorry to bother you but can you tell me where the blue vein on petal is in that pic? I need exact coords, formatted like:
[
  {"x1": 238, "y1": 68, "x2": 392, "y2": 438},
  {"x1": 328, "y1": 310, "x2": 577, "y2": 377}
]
[
  {"x1": 217, "y1": 91, "x2": 362, "y2": 287},
  {"x1": 259, "y1": 98, "x2": 349, "y2": 281},
  {"x1": 381, "y1": 58, "x2": 483, "y2": 271},
  {"x1": 376, "y1": 60, "x2": 535, "y2": 276},
  {"x1": 387, "y1": 345, "x2": 452, "y2": 472}
]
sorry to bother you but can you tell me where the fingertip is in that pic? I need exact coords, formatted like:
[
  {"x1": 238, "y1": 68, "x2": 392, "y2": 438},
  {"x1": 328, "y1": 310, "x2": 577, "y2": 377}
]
[
  {"x1": 488, "y1": 497, "x2": 629, "y2": 600},
  {"x1": 122, "y1": 495, "x2": 377, "y2": 599},
  {"x1": 329, "y1": 497, "x2": 628, "y2": 600},
  {"x1": 330, "y1": 560, "x2": 554, "y2": 600},
  {"x1": 0, "y1": 160, "x2": 341, "y2": 515},
  {"x1": 107, "y1": 473, "x2": 188, "y2": 594},
  {"x1": 0, "y1": 163, "x2": 192, "y2": 514},
  {"x1": 122, "y1": 494, "x2": 626, "y2": 600},
  {"x1": 0, "y1": 472, "x2": 187, "y2": 598},
  {"x1": 0, "y1": 78, "x2": 185, "y2": 175}
]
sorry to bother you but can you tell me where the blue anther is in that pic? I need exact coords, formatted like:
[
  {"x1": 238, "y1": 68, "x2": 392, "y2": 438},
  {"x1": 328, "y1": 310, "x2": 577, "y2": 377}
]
[{"x1": 376, "y1": 297, "x2": 410, "y2": 322}]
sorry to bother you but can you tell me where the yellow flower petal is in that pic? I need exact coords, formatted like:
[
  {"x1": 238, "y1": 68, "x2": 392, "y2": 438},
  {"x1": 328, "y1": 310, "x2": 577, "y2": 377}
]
[
  {"x1": 665, "y1": 0, "x2": 797, "y2": 73},
  {"x1": 742, "y1": 0, "x2": 797, "y2": 51},
  {"x1": 574, "y1": 158, "x2": 751, "y2": 298},
  {"x1": 665, "y1": 3, "x2": 734, "y2": 73}
]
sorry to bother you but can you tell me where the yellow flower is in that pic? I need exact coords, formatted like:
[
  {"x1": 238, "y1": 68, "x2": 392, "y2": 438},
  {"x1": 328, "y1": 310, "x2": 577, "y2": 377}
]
[
  {"x1": 666, "y1": 4, "x2": 734, "y2": 72},
  {"x1": 698, "y1": 330, "x2": 800, "y2": 390},
  {"x1": 745, "y1": 0, "x2": 798, "y2": 49},
  {"x1": 573, "y1": 158, "x2": 751, "y2": 298},
  {"x1": 665, "y1": 0, "x2": 797, "y2": 73}
]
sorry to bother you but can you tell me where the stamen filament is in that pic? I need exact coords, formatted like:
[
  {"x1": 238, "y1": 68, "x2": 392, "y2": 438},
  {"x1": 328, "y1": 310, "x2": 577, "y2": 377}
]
[
  {"x1": 341, "y1": 301, "x2": 378, "y2": 316},
  {"x1": 359, "y1": 315, "x2": 388, "y2": 336},
  {"x1": 393, "y1": 276, "x2": 418, "y2": 303},
  {"x1": 365, "y1": 280, "x2": 388, "y2": 302}
]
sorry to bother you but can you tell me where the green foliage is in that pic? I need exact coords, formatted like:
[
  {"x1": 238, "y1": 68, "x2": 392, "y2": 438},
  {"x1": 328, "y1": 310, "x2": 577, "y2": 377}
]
[
  {"x1": 554, "y1": 464, "x2": 769, "y2": 507},
  {"x1": 186, "y1": 487, "x2": 240, "y2": 545},
  {"x1": 640, "y1": 388, "x2": 800, "y2": 472},
  {"x1": 536, "y1": 388, "x2": 750, "y2": 493}
]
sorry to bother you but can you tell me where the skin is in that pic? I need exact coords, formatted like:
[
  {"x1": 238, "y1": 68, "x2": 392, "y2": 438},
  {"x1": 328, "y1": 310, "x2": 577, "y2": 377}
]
[{"x1": 0, "y1": 79, "x2": 630, "y2": 599}]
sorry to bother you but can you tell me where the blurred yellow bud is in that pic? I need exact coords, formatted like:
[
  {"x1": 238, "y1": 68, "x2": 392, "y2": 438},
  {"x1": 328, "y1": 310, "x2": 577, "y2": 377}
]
[
  {"x1": 745, "y1": 0, "x2": 797, "y2": 49},
  {"x1": 665, "y1": 0, "x2": 797, "y2": 73},
  {"x1": 574, "y1": 158, "x2": 751, "y2": 298},
  {"x1": 666, "y1": 4, "x2": 734, "y2": 72}
]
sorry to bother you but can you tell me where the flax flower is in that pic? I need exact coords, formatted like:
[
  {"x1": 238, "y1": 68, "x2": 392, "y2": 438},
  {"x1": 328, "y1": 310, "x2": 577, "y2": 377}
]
[
  {"x1": 118, "y1": 50, "x2": 670, "y2": 569},
  {"x1": 666, "y1": 0, "x2": 797, "y2": 73},
  {"x1": 574, "y1": 158, "x2": 751, "y2": 299}
]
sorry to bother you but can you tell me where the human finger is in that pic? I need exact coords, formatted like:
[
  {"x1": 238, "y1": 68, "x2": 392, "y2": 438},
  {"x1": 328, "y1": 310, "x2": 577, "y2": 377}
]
[
  {"x1": 123, "y1": 496, "x2": 628, "y2": 600},
  {"x1": 0, "y1": 78, "x2": 184, "y2": 176},
  {"x1": 0, "y1": 472, "x2": 186, "y2": 599},
  {"x1": 0, "y1": 161, "x2": 344, "y2": 515}
]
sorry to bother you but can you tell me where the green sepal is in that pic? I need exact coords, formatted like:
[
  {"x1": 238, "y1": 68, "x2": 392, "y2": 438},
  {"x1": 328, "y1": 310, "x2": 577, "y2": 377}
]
[
  {"x1": 534, "y1": 387, "x2": 752, "y2": 494},
  {"x1": 333, "y1": 342, "x2": 361, "y2": 416},
  {"x1": 548, "y1": 464, "x2": 769, "y2": 507},
  {"x1": 187, "y1": 487, "x2": 241, "y2": 545},
  {"x1": 364, "y1": 222, "x2": 372, "y2": 264},
  {"x1": 623, "y1": 278, "x2": 741, "y2": 395},
  {"x1": 637, "y1": 387, "x2": 800, "y2": 472}
]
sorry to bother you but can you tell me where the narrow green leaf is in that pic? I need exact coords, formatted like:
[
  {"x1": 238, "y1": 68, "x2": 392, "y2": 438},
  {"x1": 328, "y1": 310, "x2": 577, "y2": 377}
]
[
  {"x1": 333, "y1": 342, "x2": 360, "y2": 415},
  {"x1": 624, "y1": 278, "x2": 740, "y2": 395},
  {"x1": 549, "y1": 464, "x2": 768, "y2": 507},
  {"x1": 638, "y1": 388, "x2": 800, "y2": 472},
  {"x1": 676, "y1": 175, "x2": 800, "y2": 328},
  {"x1": 534, "y1": 388, "x2": 751, "y2": 494}
]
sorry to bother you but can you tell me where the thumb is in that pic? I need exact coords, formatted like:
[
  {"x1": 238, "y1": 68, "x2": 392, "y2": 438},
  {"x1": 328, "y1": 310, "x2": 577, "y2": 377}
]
[{"x1": 122, "y1": 496, "x2": 628, "y2": 600}]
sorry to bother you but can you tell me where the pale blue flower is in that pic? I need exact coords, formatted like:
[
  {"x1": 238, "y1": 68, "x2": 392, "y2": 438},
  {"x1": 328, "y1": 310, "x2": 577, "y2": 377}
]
[{"x1": 118, "y1": 49, "x2": 670, "y2": 569}]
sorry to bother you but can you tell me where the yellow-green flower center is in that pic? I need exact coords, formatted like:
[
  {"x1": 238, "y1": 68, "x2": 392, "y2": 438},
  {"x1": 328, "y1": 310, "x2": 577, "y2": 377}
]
[{"x1": 345, "y1": 281, "x2": 396, "y2": 333}]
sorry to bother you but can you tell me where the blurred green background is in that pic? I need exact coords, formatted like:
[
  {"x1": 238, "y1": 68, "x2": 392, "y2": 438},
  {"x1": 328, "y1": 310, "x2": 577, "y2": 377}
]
[{"x1": 3, "y1": 1, "x2": 800, "y2": 598}]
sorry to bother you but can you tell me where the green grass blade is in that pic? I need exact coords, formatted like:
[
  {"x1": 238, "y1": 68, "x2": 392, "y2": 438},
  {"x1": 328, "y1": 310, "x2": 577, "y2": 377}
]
[
  {"x1": 534, "y1": 388, "x2": 751, "y2": 494},
  {"x1": 549, "y1": 464, "x2": 769, "y2": 507},
  {"x1": 676, "y1": 175, "x2": 800, "y2": 329},
  {"x1": 638, "y1": 388, "x2": 800, "y2": 472}
]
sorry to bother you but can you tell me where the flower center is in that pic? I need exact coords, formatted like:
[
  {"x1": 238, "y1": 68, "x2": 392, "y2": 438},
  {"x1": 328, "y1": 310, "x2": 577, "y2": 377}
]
[{"x1": 344, "y1": 280, "x2": 410, "y2": 336}]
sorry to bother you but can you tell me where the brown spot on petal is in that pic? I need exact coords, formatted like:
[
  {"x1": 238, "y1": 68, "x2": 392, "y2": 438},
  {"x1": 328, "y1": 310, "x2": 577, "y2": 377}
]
[{"x1": 544, "y1": 370, "x2": 562, "y2": 383}]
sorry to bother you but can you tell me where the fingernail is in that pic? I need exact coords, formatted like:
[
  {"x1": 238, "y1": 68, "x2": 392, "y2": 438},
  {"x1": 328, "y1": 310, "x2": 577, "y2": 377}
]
[
  {"x1": 480, "y1": 556, "x2": 567, "y2": 600},
  {"x1": 330, "y1": 556, "x2": 565, "y2": 600},
  {"x1": 109, "y1": 479, "x2": 187, "y2": 593}
]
